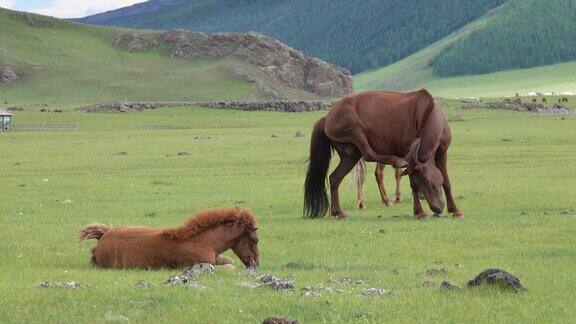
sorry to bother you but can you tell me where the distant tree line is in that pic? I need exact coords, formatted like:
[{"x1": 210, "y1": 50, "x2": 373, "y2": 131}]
[{"x1": 431, "y1": 0, "x2": 576, "y2": 76}]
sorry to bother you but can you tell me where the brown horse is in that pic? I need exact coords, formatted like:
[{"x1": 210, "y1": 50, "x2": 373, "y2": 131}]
[
  {"x1": 79, "y1": 207, "x2": 259, "y2": 269},
  {"x1": 353, "y1": 159, "x2": 405, "y2": 209},
  {"x1": 304, "y1": 90, "x2": 463, "y2": 219}
]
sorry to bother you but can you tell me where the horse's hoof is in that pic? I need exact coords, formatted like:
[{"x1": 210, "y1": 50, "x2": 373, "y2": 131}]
[
  {"x1": 451, "y1": 210, "x2": 464, "y2": 217},
  {"x1": 415, "y1": 213, "x2": 428, "y2": 219},
  {"x1": 358, "y1": 202, "x2": 365, "y2": 210},
  {"x1": 331, "y1": 210, "x2": 348, "y2": 219},
  {"x1": 394, "y1": 197, "x2": 401, "y2": 203}
]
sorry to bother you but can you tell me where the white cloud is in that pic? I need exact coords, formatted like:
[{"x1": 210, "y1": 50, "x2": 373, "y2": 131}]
[
  {"x1": 33, "y1": 0, "x2": 146, "y2": 19},
  {"x1": 0, "y1": 0, "x2": 16, "y2": 9}
]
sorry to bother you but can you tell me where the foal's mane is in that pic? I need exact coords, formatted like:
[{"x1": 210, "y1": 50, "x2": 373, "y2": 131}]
[{"x1": 163, "y1": 207, "x2": 257, "y2": 241}]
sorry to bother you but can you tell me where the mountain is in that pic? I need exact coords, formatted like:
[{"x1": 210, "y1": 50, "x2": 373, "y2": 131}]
[
  {"x1": 77, "y1": 0, "x2": 507, "y2": 74},
  {"x1": 0, "y1": 8, "x2": 351, "y2": 105},
  {"x1": 354, "y1": 1, "x2": 576, "y2": 97}
]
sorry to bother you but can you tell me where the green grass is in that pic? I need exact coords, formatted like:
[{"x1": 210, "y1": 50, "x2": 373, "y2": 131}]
[
  {"x1": 0, "y1": 9, "x2": 318, "y2": 105},
  {"x1": 354, "y1": 4, "x2": 576, "y2": 98},
  {"x1": 1, "y1": 102, "x2": 575, "y2": 323}
]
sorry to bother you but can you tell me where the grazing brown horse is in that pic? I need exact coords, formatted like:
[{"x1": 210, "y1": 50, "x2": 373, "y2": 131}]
[
  {"x1": 304, "y1": 90, "x2": 463, "y2": 219},
  {"x1": 353, "y1": 159, "x2": 405, "y2": 209},
  {"x1": 79, "y1": 208, "x2": 259, "y2": 269}
]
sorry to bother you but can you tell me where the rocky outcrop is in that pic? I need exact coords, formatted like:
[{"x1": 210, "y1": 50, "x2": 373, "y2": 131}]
[
  {"x1": 74, "y1": 101, "x2": 332, "y2": 113},
  {"x1": 232, "y1": 68, "x2": 287, "y2": 101},
  {"x1": 112, "y1": 30, "x2": 353, "y2": 98},
  {"x1": 0, "y1": 64, "x2": 18, "y2": 83},
  {"x1": 112, "y1": 33, "x2": 163, "y2": 53},
  {"x1": 23, "y1": 13, "x2": 51, "y2": 28}
]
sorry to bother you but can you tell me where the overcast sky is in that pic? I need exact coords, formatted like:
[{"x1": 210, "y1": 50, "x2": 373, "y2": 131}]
[{"x1": 0, "y1": 0, "x2": 146, "y2": 18}]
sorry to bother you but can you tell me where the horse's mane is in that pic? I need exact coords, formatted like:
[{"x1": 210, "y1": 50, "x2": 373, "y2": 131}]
[{"x1": 163, "y1": 207, "x2": 257, "y2": 241}]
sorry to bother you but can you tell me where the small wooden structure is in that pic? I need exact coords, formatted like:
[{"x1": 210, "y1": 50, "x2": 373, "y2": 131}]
[{"x1": 0, "y1": 108, "x2": 13, "y2": 131}]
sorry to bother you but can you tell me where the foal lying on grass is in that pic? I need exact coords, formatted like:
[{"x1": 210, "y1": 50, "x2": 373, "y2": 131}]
[{"x1": 79, "y1": 207, "x2": 259, "y2": 269}]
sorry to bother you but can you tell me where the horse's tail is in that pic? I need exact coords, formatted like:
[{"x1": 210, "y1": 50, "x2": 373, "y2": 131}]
[
  {"x1": 79, "y1": 224, "x2": 109, "y2": 240},
  {"x1": 304, "y1": 117, "x2": 332, "y2": 218},
  {"x1": 351, "y1": 157, "x2": 366, "y2": 193}
]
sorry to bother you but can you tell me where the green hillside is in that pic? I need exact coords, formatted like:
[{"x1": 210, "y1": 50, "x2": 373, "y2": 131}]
[
  {"x1": 0, "y1": 9, "x2": 314, "y2": 105},
  {"x1": 354, "y1": 3, "x2": 576, "y2": 98},
  {"x1": 431, "y1": 0, "x2": 576, "y2": 76},
  {"x1": 78, "y1": 0, "x2": 506, "y2": 74}
]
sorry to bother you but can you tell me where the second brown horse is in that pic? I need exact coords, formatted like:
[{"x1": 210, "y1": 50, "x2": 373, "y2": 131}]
[{"x1": 304, "y1": 90, "x2": 463, "y2": 219}]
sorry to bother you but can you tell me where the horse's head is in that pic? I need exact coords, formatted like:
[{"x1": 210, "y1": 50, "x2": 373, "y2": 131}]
[
  {"x1": 231, "y1": 223, "x2": 260, "y2": 268},
  {"x1": 402, "y1": 139, "x2": 444, "y2": 214},
  {"x1": 403, "y1": 160, "x2": 444, "y2": 214}
]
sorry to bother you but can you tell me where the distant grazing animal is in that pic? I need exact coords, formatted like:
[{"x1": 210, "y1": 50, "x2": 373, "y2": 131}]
[
  {"x1": 532, "y1": 98, "x2": 538, "y2": 103},
  {"x1": 79, "y1": 208, "x2": 259, "y2": 269},
  {"x1": 562, "y1": 97, "x2": 569, "y2": 103},
  {"x1": 542, "y1": 98, "x2": 547, "y2": 104},
  {"x1": 353, "y1": 159, "x2": 405, "y2": 208},
  {"x1": 304, "y1": 90, "x2": 463, "y2": 219}
]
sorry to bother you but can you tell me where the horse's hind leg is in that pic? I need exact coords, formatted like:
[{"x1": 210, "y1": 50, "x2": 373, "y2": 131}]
[
  {"x1": 215, "y1": 255, "x2": 234, "y2": 265},
  {"x1": 355, "y1": 158, "x2": 366, "y2": 209},
  {"x1": 330, "y1": 143, "x2": 361, "y2": 219},
  {"x1": 375, "y1": 163, "x2": 392, "y2": 206},
  {"x1": 394, "y1": 167, "x2": 403, "y2": 203}
]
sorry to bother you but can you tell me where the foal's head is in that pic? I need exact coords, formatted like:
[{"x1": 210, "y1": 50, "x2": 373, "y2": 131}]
[{"x1": 231, "y1": 223, "x2": 260, "y2": 268}]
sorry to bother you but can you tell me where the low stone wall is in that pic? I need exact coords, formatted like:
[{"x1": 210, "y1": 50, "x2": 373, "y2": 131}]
[
  {"x1": 74, "y1": 101, "x2": 332, "y2": 113},
  {"x1": 461, "y1": 99, "x2": 573, "y2": 114}
]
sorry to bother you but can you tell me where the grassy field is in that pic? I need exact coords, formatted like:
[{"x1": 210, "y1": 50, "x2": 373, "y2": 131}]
[
  {"x1": 1, "y1": 101, "x2": 575, "y2": 323},
  {"x1": 354, "y1": 3, "x2": 576, "y2": 98}
]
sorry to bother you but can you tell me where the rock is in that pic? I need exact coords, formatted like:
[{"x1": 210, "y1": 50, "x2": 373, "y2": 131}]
[
  {"x1": 425, "y1": 268, "x2": 447, "y2": 276},
  {"x1": 328, "y1": 277, "x2": 365, "y2": 285},
  {"x1": 182, "y1": 263, "x2": 216, "y2": 276},
  {"x1": 467, "y1": 269, "x2": 524, "y2": 292},
  {"x1": 0, "y1": 64, "x2": 18, "y2": 83},
  {"x1": 136, "y1": 280, "x2": 152, "y2": 287},
  {"x1": 270, "y1": 134, "x2": 278, "y2": 138},
  {"x1": 422, "y1": 280, "x2": 436, "y2": 288},
  {"x1": 163, "y1": 263, "x2": 215, "y2": 286},
  {"x1": 37, "y1": 281, "x2": 81, "y2": 289},
  {"x1": 114, "y1": 151, "x2": 128, "y2": 155},
  {"x1": 440, "y1": 281, "x2": 460, "y2": 290},
  {"x1": 239, "y1": 274, "x2": 294, "y2": 291},
  {"x1": 294, "y1": 131, "x2": 305, "y2": 138},
  {"x1": 177, "y1": 151, "x2": 190, "y2": 156},
  {"x1": 259, "y1": 274, "x2": 295, "y2": 291},
  {"x1": 242, "y1": 267, "x2": 258, "y2": 276},
  {"x1": 361, "y1": 288, "x2": 392, "y2": 297},
  {"x1": 262, "y1": 317, "x2": 299, "y2": 324}
]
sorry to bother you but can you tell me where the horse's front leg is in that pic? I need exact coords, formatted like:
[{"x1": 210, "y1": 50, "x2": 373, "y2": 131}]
[
  {"x1": 435, "y1": 151, "x2": 463, "y2": 217},
  {"x1": 394, "y1": 167, "x2": 403, "y2": 203},
  {"x1": 412, "y1": 190, "x2": 427, "y2": 219}
]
